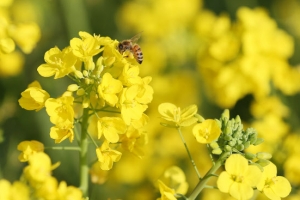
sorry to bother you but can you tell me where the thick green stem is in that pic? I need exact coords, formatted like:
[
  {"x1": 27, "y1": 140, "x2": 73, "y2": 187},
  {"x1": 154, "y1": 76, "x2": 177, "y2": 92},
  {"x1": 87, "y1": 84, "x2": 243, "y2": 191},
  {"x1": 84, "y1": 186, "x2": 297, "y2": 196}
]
[
  {"x1": 79, "y1": 108, "x2": 89, "y2": 197},
  {"x1": 187, "y1": 159, "x2": 223, "y2": 200}
]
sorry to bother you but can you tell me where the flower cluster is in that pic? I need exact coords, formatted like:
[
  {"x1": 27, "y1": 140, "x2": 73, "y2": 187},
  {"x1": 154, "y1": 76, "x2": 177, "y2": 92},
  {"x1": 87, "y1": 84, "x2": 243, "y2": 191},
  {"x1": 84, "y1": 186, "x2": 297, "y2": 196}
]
[
  {"x1": 196, "y1": 7, "x2": 300, "y2": 108},
  {"x1": 0, "y1": 140, "x2": 83, "y2": 200},
  {"x1": 19, "y1": 31, "x2": 153, "y2": 173},
  {"x1": 158, "y1": 103, "x2": 292, "y2": 200},
  {"x1": 0, "y1": 0, "x2": 40, "y2": 77}
]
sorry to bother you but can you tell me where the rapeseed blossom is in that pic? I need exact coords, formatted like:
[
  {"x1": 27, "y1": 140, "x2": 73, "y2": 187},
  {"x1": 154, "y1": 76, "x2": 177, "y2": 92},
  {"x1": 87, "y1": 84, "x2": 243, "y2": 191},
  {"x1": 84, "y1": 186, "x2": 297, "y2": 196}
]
[
  {"x1": 158, "y1": 103, "x2": 198, "y2": 127},
  {"x1": 257, "y1": 162, "x2": 291, "y2": 200},
  {"x1": 193, "y1": 119, "x2": 221, "y2": 144},
  {"x1": 0, "y1": 0, "x2": 40, "y2": 77},
  {"x1": 217, "y1": 154, "x2": 262, "y2": 200},
  {"x1": 17, "y1": 140, "x2": 44, "y2": 162}
]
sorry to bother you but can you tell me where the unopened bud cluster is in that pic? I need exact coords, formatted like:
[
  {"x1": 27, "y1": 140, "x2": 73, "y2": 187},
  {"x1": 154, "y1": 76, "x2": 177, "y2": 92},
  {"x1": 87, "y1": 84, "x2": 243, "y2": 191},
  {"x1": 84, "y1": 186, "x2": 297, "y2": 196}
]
[{"x1": 210, "y1": 109, "x2": 271, "y2": 167}]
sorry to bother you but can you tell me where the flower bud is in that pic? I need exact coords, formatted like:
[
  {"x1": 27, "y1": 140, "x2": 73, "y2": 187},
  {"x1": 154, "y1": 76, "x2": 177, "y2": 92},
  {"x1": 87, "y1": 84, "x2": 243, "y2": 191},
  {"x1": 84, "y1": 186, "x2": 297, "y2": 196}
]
[
  {"x1": 67, "y1": 84, "x2": 79, "y2": 92},
  {"x1": 253, "y1": 138, "x2": 264, "y2": 145},
  {"x1": 76, "y1": 88, "x2": 85, "y2": 96},
  {"x1": 210, "y1": 141, "x2": 219, "y2": 149},
  {"x1": 245, "y1": 152, "x2": 256, "y2": 160},
  {"x1": 212, "y1": 148, "x2": 222, "y2": 155},
  {"x1": 221, "y1": 109, "x2": 230, "y2": 120},
  {"x1": 236, "y1": 144, "x2": 244, "y2": 151},
  {"x1": 256, "y1": 152, "x2": 272, "y2": 160},
  {"x1": 224, "y1": 145, "x2": 232, "y2": 152},
  {"x1": 256, "y1": 159, "x2": 270, "y2": 167}
]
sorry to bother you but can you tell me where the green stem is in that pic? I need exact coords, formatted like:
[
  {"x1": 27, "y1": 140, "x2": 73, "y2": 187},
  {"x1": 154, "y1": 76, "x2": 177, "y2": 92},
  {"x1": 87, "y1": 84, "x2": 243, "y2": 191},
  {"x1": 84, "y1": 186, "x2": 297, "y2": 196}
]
[
  {"x1": 187, "y1": 159, "x2": 222, "y2": 200},
  {"x1": 177, "y1": 127, "x2": 201, "y2": 179},
  {"x1": 79, "y1": 108, "x2": 89, "y2": 197},
  {"x1": 45, "y1": 146, "x2": 81, "y2": 151}
]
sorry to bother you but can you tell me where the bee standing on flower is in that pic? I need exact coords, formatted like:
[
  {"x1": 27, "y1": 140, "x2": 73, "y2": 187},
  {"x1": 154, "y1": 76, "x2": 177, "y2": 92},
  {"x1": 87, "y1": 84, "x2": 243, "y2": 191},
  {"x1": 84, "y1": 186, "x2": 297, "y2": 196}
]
[{"x1": 117, "y1": 33, "x2": 143, "y2": 64}]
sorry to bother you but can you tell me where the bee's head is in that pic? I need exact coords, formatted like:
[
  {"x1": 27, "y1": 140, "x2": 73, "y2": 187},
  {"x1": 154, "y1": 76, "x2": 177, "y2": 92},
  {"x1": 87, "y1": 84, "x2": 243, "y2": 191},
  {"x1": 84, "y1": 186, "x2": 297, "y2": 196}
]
[{"x1": 118, "y1": 43, "x2": 124, "y2": 51}]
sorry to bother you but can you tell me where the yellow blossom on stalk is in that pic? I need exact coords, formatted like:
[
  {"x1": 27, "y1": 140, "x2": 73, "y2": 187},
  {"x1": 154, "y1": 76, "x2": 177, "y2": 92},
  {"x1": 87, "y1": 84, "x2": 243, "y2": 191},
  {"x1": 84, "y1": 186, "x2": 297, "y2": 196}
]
[
  {"x1": 119, "y1": 85, "x2": 148, "y2": 125},
  {"x1": 70, "y1": 31, "x2": 102, "y2": 62},
  {"x1": 158, "y1": 103, "x2": 198, "y2": 127},
  {"x1": 96, "y1": 140, "x2": 122, "y2": 170},
  {"x1": 57, "y1": 181, "x2": 83, "y2": 200},
  {"x1": 161, "y1": 166, "x2": 189, "y2": 195},
  {"x1": 157, "y1": 180, "x2": 177, "y2": 200},
  {"x1": 257, "y1": 162, "x2": 291, "y2": 200},
  {"x1": 45, "y1": 96, "x2": 74, "y2": 126},
  {"x1": 35, "y1": 177, "x2": 59, "y2": 200},
  {"x1": 8, "y1": 22, "x2": 41, "y2": 54},
  {"x1": 17, "y1": 140, "x2": 44, "y2": 162},
  {"x1": 120, "y1": 125, "x2": 148, "y2": 158},
  {"x1": 0, "y1": 179, "x2": 30, "y2": 200},
  {"x1": 193, "y1": 119, "x2": 221, "y2": 144},
  {"x1": 119, "y1": 64, "x2": 143, "y2": 86},
  {"x1": 98, "y1": 73, "x2": 123, "y2": 106},
  {"x1": 24, "y1": 152, "x2": 60, "y2": 186},
  {"x1": 97, "y1": 117, "x2": 127, "y2": 143},
  {"x1": 217, "y1": 154, "x2": 262, "y2": 200},
  {"x1": 37, "y1": 46, "x2": 78, "y2": 79},
  {"x1": 50, "y1": 125, "x2": 74, "y2": 143},
  {"x1": 18, "y1": 81, "x2": 50, "y2": 111}
]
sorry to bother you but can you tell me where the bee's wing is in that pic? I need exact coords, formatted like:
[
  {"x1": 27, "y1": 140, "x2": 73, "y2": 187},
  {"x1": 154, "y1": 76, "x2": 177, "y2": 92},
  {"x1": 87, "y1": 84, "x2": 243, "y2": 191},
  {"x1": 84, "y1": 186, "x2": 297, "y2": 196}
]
[{"x1": 130, "y1": 32, "x2": 143, "y2": 43}]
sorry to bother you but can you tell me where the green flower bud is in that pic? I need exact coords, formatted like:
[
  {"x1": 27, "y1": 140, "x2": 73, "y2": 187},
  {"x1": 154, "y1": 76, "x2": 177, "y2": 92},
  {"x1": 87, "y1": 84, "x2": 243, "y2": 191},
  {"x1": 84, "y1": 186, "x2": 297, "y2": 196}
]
[
  {"x1": 256, "y1": 152, "x2": 272, "y2": 160},
  {"x1": 253, "y1": 138, "x2": 264, "y2": 145},
  {"x1": 228, "y1": 139, "x2": 236, "y2": 147},
  {"x1": 212, "y1": 148, "x2": 222, "y2": 155},
  {"x1": 245, "y1": 152, "x2": 256, "y2": 160},
  {"x1": 224, "y1": 135, "x2": 232, "y2": 141},
  {"x1": 210, "y1": 141, "x2": 219, "y2": 149},
  {"x1": 221, "y1": 109, "x2": 230, "y2": 120},
  {"x1": 235, "y1": 115, "x2": 241, "y2": 124},
  {"x1": 236, "y1": 144, "x2": 244, "y2": 151},
  {"x1": 243, "y1": 141, "x2": 250, "y2": 149},
  {"x1": 224, "y1": 126, "x2": 232, "y2": 135},
  {"x1": 256, "y1": 159, "x2": 270, "y2": 167},
  {"x1": 224, "y1": 145, "x2": 232, "y2": 152}
]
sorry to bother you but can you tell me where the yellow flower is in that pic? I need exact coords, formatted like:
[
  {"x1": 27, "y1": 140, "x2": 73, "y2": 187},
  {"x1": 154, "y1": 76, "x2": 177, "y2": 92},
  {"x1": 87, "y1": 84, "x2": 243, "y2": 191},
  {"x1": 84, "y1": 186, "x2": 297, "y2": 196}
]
[
  {"x1": 158, "y1": 103, "x2": 198, "y2": 127},
  {"x1": 37, "y1": 46, "x2": 78, "y2": 79},
  {"x1": 0, "y1": 179, "x2": 30, "y2": 200},
  {"x1": 0, "y1": 51, "x2": 24, "y2": 77},
  {"x1": 157, "y1": 179, "x2": 177, "y2": 200},
  {"x1": 120, "y1": 125, "x2": 148, "y2": 158},
  {"x1": 18, "y1": 81, "x2": 50, "y2": 111},
  {"x1": 70, "y1": 31, "x2": 103, "y2": 61},
  {"x1": 161, "y1": 166, "x2": 189, "y2": 195},
  {"x1": 119, "y1": 85, "x2": 148, "y2": 125},
  {"x1": 96, "y1": 140, "x2": 122, "y2": 170},
  {"x1": 284, "y1": 153, "x2": 300, "y2": 185},
  {"x1": 17, "y1": 140, "x2": 44, "y2": 162},
  {"x1": 98, "y1": 73, "x2": 123, "y2": 107},
  {"x1": 57, "y1": 181, "x2": 83, "y2": 200},
  {"x1": 193, "y1": 119, "x2": 221, "y2": 144},
  {"x1": 97, "y1": 117, "x2": 126, "y2": 143},
  {"x1": 257, "y1": 162, "x2": 291, "y2": 200},
  {"x1": 0, "y1": 37, "x2": 15, "y2": 53},
  {"x1": 217, "y1": 154, "x2": 262, "y2": 200},
  {"x1": 8, "y1": 22, "x2": 41, "y2": 54},
  {"x1": 50, "y1": 125, "x2": 74, "y2": 143},
  {"x1": 35, "y1": 177, "x2": 58, "y2": 200},
  {"x1": 45, "y1": 96, "x2": 74, "y2": 126},
  {"x1": 24, "y1": 152, "x2": 59, "y2": 186}
]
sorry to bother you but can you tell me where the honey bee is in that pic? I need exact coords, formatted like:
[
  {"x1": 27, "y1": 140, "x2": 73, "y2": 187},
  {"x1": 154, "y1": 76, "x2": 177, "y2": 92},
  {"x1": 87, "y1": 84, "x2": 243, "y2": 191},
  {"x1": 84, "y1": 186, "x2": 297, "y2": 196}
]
[{"x1": 117, "y1": 33, "x2": 143, "y2": 64}]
